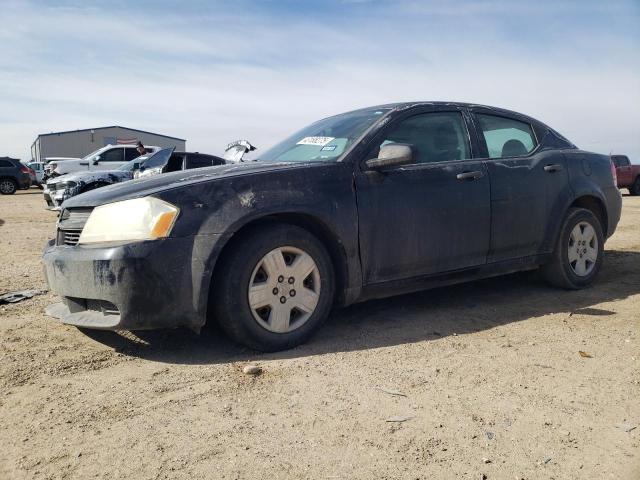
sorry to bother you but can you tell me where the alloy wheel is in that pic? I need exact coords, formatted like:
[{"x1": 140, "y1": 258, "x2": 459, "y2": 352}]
[{"x1": 0, "y1": 180, "x2": 16, "y2": 194}]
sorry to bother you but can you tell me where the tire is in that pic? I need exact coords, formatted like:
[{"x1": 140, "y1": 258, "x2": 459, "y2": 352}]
[
  {"x1": 211, "y1": 223, "x2": 335, "y2": 352},
  {"x1": 541, "y1": 207, "x2": 604, "y2": 289},
  {"x1": 630, "y1": 177, "x2": 640, "y2": 196},
  {"x1": 0, "y1": 178, "x2": 17, "y2": 195}
]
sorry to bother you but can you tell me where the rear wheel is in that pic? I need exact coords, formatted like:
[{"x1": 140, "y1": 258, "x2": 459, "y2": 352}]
[
  {"x1": 0, "y1": 178, "x2": 17, "y2": 195},
  {"x1": 630, "y1": 177, "x2": 640, "y2": 196},
  {"x1": 211, "y1": 224, "x2": 335, "y2": 351},
  {"x1": 541, "y1": 207, "x2": 604, "y2": 289}
]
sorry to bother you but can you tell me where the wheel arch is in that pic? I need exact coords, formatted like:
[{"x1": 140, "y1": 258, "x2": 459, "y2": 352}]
[
  {"x1": 569, "y1": 194, "x2": 608, "y2": 237},
  {"x1": 201, "y1": 212, "x2": 351, "y2": 326}
]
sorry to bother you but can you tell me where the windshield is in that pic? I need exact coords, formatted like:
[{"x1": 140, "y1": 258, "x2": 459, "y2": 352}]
[
  {"x1": 117, "y1": 153, "x2": 153, "y2": 171},
  {"x1": 256, "y1": 107, "x2": 390, "y2": 163},
  {"x1": 80, "y1": 146, "x2": 109, "y2": 162},
  {"x1": 140, "y1": 147, "x2": 175, "y2": 170}
]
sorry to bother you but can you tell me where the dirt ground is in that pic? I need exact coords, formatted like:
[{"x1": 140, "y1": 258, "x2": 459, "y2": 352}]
[{"x1": 0, "y1": 189, "x2": 638, "y2": 480}]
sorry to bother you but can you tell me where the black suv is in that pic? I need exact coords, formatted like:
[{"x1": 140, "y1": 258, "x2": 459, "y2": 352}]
[
  {"x1": 43, "y1": 102, "x2": 622, "y2": 351},
  {"x1": 0, "y1": 157, "x2": 32, "y2": 194}
]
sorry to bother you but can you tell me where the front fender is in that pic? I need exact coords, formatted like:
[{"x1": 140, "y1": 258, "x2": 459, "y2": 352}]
[{"x1": 155, "y1": 164, "x2": 361, "y2": 325}]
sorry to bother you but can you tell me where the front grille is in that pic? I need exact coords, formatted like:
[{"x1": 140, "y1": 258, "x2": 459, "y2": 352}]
[
  {"x1": 56, "y1": 208, "x2": 93, "y2": 246},
  {"x1": 58, "y1": 229, "x2": 82, "y2": 246}
]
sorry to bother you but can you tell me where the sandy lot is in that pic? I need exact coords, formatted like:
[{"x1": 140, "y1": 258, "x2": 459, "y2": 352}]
[{"x1": 0, "y1": 189, "x2": 638, "y2": 480}]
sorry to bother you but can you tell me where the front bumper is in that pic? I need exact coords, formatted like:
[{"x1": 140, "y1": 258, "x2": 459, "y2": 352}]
[
  {"x1": 43, "y1": 188, "x2": 63, "y2": 210},
  {"x1": 43, "y1": 234, "x2": 222, "y2": 331}
]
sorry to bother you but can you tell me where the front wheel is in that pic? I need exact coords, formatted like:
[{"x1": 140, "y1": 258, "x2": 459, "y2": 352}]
[
  {"x1": 541, "y1": 207, "x2": 604, "y2": 289},
  {"x1": 211, "y1": 224, "x2": 335, "y2": 351},
  {"x1": 630, "y1": 177, "x2": 640, "y2": 196}
]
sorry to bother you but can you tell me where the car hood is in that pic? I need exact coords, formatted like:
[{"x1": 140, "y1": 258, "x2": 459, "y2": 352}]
[
  {"x1": 62, "y1": 161, "x2": 326, "y2": 208},
  {"x1": 47, "y1": 169, "x2": 132, "y2": 186}
]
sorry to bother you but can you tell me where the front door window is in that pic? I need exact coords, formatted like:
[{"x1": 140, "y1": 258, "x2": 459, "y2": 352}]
[{"x1": 372, "y1": 111, "x2": 471, "y2": 164}]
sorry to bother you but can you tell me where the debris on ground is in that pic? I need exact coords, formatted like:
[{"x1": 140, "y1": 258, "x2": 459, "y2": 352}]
[
  {"x1": 614, "y1": 423, "x2": 637, "y2": 433},
  {"x1": 242, "y1": 365, "x2": 262, "y2": 375},
  {"x1": 0, "y1": 289, "x2": 46, "y2": 305},
  {"x1": 386, "y1": 415, "x2": 413, "y2": 423},
  {"x1": 578, "y1": 351, "x2": 593, "y2": 358},
  {"x1": 377, "y1": 387, "x2": 407, "y2": 397},
  {"x1": 482, "y1": 457, "x2": 491, "y2": 464},
  {"x1": 485, "y1": 431, "x2": 494, "y2": 440}
]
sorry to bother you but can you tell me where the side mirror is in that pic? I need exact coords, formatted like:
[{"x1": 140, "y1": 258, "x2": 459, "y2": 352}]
[
  {"x1": 133, "y1": 162, "x2": 140, "y2": 170},
  {"x1": 365, "y1": 144, "x2": 413, "y2": 170},
  {"x1": 92, "y1": 155, "x2": 101, "y2": 165}
]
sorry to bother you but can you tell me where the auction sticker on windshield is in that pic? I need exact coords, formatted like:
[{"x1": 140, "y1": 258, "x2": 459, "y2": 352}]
[{"x1": 297, "y1": 136, "x2": 335, "y2": 146}]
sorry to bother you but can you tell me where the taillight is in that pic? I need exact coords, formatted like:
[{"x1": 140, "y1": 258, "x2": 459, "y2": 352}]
[
  {"x1": 19, "y1": 165, "x2": 30, "y2": 174},
  {"x1": 610, "y1": 158, "x2": 617, "y2": 185}
]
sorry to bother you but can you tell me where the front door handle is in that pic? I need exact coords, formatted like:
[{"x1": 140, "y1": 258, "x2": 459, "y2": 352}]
[
  {"x1": 544, "y1": 164, "x2": 563, "y2": 173},
  {"x1": 456, "y1": 171, "x2": 484, "y2": 181}
]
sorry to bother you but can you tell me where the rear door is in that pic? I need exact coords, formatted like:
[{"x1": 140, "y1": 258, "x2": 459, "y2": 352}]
[
  {"x1": 355, "y1": 107, "x2": 491, "y2": 283},
  {"x1": 470, "y1": 109, "x2": 569, "y2": 261}
]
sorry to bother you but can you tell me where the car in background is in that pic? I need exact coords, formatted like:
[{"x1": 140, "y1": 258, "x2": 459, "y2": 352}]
[
  {"x1": 44, "y1": 144, "x2": 160, "y2": 180},
  {"x1": 611, "y1": 155, "x2": 640, "y2": 195},
  {"x1": 43, "y1": 102, "x2": 622, "y2": 352},
  {"x1": 0, "y1": 157, "x2": 32, "y2": 194},
  {"x1": 27, "y1": 161, "x2": 46, "y2": 188},
  {"x1": 43, "y1": 149, "x2": 224, "y2": 210}
]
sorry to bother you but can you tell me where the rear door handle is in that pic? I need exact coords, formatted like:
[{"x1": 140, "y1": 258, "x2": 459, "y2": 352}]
[
  {"x1": 544, "y1": 164, "x2": 563, "y2": 172},
  {"x1": 456, "y1": 171, "x2": 484, "y2": 181}
]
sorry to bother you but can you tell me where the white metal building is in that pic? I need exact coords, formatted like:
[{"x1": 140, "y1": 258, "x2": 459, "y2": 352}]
[{"x1": 31, "y1": 126, "x2": 186, "y2": 162}]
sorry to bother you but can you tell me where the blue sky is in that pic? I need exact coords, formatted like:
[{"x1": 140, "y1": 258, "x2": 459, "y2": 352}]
[{"x1": 1, "y1": 0, "x2": 638, "y2": 160}]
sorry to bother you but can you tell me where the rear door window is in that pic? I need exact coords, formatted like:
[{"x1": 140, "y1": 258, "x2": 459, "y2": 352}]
[
  {"x1": 0, "y1": 160, "x2": 13, "y2": 168},
  {"x1": 477, "y1": 114, "x2": 537, "y2": 158},
  {"x1": 186, "y1": 155, "x2": 216, "y2": 169},
  {"x1": 124, "y1": 148, "x2": 141, "y2": 161}
]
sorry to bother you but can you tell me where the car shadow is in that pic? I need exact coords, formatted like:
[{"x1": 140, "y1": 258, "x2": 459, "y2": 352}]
[
  {"x1": 80, "y1": 249, "x2": 640, "y2": 365},
  {"x1": 16, "y1": 190, "x2": 45, "y2": 195}
]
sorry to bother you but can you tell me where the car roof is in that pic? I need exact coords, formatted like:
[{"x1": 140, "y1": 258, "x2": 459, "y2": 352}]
[
  {"x1": 173, "y1": 152, "x2": 220, "y2": 157},
  {"x1": 343, "y1": 101, "x2": 544, "y2": 125}
]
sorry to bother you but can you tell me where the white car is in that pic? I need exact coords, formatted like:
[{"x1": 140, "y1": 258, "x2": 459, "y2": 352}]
[
  {"x1": 44, "y1": 144, "x2": 160, "y2": 179},
  {"x1": 27, "y1": 161, "x2": 46, "y2": 186}
]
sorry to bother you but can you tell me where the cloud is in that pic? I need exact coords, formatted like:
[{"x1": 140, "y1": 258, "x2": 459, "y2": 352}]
[{"x1": 0, "y1": 0, "x2": 638, "y2": 161}]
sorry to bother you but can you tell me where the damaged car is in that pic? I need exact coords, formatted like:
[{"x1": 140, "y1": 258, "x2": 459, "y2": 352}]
[
  {"x1": 43, "y1": 148, "x2": 225, "y2": 210},
  {"x1": 43, "y1": 102, "x2": 622, "y2": 352}
]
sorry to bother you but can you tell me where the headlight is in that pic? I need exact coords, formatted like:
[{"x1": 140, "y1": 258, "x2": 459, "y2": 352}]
[
  {"x1": 59, "y1": 181, "x2": 77, "y2": 189},
  {"x1": 78, "y1": 197, "x2": 179, "y2": 245}
]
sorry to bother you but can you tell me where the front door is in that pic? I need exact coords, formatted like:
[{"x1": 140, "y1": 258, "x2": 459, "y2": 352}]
[
  {"x1": 91, "y1": 147, "x2": 126, "y2": 171},
  {"x1": 355, "y1": 109, "x2": 491, "y2": 284}
]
